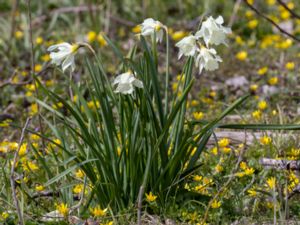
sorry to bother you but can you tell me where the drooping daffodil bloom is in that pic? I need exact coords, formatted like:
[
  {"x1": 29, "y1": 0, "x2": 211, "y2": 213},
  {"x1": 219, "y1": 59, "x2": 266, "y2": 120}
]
[
  {"x1": 113, "y1": 71, "x2": 144, "y2": 95},
  {"x1": 195, "y1": 47, "x2": 222, "y2": 74},
  {"x1": 195, "y1": 16, "x2": 231, "y2": 47},
  {"x1": 140, "y1": 18, "x2": 164, "y2": 43},
  {"x1": 47, "y1": 42, "x2": 80, "y2": 72},
  {"x1": 175, "y1": 35, "x2": 197, "y2": 59}
]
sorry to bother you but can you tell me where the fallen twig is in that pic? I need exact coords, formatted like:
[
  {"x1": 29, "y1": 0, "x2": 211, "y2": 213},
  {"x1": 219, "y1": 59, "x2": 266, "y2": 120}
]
[
  {"x1": 277, "y1": 0, "x2": 300, "y2": 20},
  {"x1": 259, "y1": 158, "x2": 300, "y2": 170},
  {"x1": 243, "y1": 0, "x2": 300, "y2": 42}
]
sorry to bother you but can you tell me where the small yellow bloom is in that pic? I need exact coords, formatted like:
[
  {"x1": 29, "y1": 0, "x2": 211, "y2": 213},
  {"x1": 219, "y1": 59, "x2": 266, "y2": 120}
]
[
  {"x1": 257, "y1": 66, "x2": 268, "y2": 75},
  {"x1": 245, "y1": 167, "x2": 255, "y2": 175},
  {"x1": 235, "y1": 36, "x2": 244, "y2": 45},
  {"x1": 222, "y1": 147, "x2": 231, "y2": 154},
  {"x1": 34, "y1": 64, "x2": 42, "y2": 73},
  {"x1": 171, "y1": 31, "x2": 188, "y2": 41},
  {"x1": 75, "y1": 169, "x2": 85, "y2": 178},
  {"x1": 247, "y1": 19, "x2": 258, "y2": 29},
  {"x1": 266, "y1": 177, "x2": 276, "y2": 190},
  {"x1": 73, "y1": 184, "x2": 83, "y2": 194},
  {"x1": 15, "y1": 30, "x2": 24, "y2": 39},
  {"x1": 268, "y1": 77, "x2": 278, "y2": 85},
  {"x1": 245, "y1": 10, "x2": 254, "y2": 18},
  {"x1": 97, "y1": 33, "x2": 107, "y2": 47},
  {"x1": 190, "y1": 100, "x2": 199, "y2": 107},
  {"x1": 236, "y1": 51, "x2": 248, "y2": 61},
  {"x1": 252, "y1": 110, "x2": 262, "y2": 120},
  {"x1": 258, "y1": 100, "x2": 267, "y2": 110},
  {"x1": 87, "y1": 31, "x2": 97, "y2": 43},
  {"x1": 211, "y1": 199, "x2": 221, "y2": 209},
  {"x1": 193, "y1": 112, "x2": 204, "y2": 120},
  {"x1": 35, "y1": 185, "x2": 45, "y2": 192},
  {"x1": 145, "y1": 192, "x2": 157, "y2": 202},
  {"x1": 56, "y1": 203, "x2": 69, "y2": 217},
  {"x1": 260, "y1": 136, "x2": 272, "y2": 145},
  {"x1": 132, "y1": 25, "x2": 141, "y2": 33},
  {"x1": 267, "y1": 0, "x2": 275, "y2": 5},
  {"x1": 240, "y1": 162, "x2": 247, "y2": 170},
  {"x1": 23, "y1": 161, "x2": 39, "y2": 171},
  {"x1": 19, "y1": 143, "x2": 27, "y2": 157},
  {"x1": 215, "y1": 164, "x2": 223, "y2": 173},
  {"x1": 246, "y1": 0, "x2": 254, "y2": 5},
  {"x1": 193, "y1": 175, "x2": 202, "y2": 182},
  {"x1": 211, "y1": 147, "x2": 218, "y2": 155},
  {"x1": 30, "y1": 134, "x2": 40, "y2": 141},
  {"x1": 286, "y1": 2, "x2": 294, "y2": 10},
  {"x1": 250, "y1": 84, "x2": 258, "y2": 91},
  {"x1": 29, "y1": 103, "x2": 38, "y2": 116},
  {"x1": 247, "y1": 188, "x2": 257, "y2": 197},
  {"x1": 35, "y1": 37, "x2": 43, "y2": 45},
  {"x1": 285, "y1": 62, "x2": 295, "y2": 70},
  {"x1": 279, "y1": 39, "x2": 292, "y2": 49},
  {"x1": 1, "y1": 212, "x2": 9, "y2": 219},
  {"x1": 41, "y1": 54, "x2": 50, "y2": 62},
  {"x1": 218, "y1": 138, "x2": 230, "y2": 148},
  {"x1": 280, "y1": 10, "x2": 290, "y2": 20}
]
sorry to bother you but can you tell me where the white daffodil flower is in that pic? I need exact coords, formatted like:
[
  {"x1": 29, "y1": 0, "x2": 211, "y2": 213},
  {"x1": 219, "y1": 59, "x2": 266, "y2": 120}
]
[
  {"x1": 113, "y1": 71, "x2": 144, "y2": 95},
  {"x1": 195, "y1": 47, "x2": 222, "y2": 74},
  {"x1": 175, "y1": 35, "x2": 197, "y2": 59},
  {"x1": 47, "y1": 42, "x2": 80, "y2": 72},
  {"x1": 140, "y1": 18, "x2": 164, "y2": 43},
  {"x1": 195, "y1": 16, "x2": 231, "y2": 47}
]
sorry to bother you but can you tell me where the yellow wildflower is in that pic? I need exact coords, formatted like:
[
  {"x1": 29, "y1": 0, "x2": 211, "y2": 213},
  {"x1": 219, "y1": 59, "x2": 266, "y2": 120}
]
[
  {"x1": 245, "y1": 167, "x2": 255, "y2": 175},
  {"x1": 268, "y1": 77, "x2": 278, "y2": 85},
  {"x1": 35, "y1": 37, "x2": 43, "y2": 45},
  {"x1": 211, "y1": 147, "x2": 218, "y2": 155},
  {"x1": 15, "y1": 30, "x2": 24, "y2": 39},
  {"x1": 132, "y1": 25, "x2": 141, "y2": 33},
  {"x1": 1, "y1": 212, "x2": 9, "y2": 219},
  {"x1": 285, "y1": 62, "x2": 295, "y2": 70},
  {"x1": 34, "y1": 64, "x2": 42, "y2": 73},
  {"x1": 236, "y1": 51, "x2": 248, "y2": 61},
  {"x1": 19, "y1": 143, "x2": 27, "y2": 157},
  {"x1": 41, "y1": 54, "x2": 50, "y2": 62},
  {"x1": 267, "y1": 0, "x2": 275, "y2": 5},
  {"x1": 257, "y1": 67, "x2": 268, "y2": 75},
  {"x1": 218, "y1": 138, "x2": 230, "y2": 148},
  {"x1": 56, "y1": 203, "x2": 69, "y2": 217},
  {"x1": 75, "y1": 169, "x2": 85, "y2": 178},
  {"x1": 35, "y1": 185, "x2": 45, "y2": 192},
  {"x1": 247, "y1": 19, "x2": 258, "y2": 29},
  {"x1": 193, "y1": 112, "x2": 204, "y2": 120},
  {"x1": 145, "y1": 192, "x2": 157, "y2": 202},
  {"x1": 215, "y1": 164, "x2": 223, "y2": 173},
  {"x1": 266, "y1": 177, "x2": 276, "y2": 190},
  {"x1": 171, "y1": 31, "x2": 188, "y2": 41},
  {"x1": 240, "y1": 162, "x2": 247, "y2": 170},
  {"x1": 90, "y1": 206, "x2": 107, "y2": 217},
  {"x1": 222, "y1": 147, "x2": 231, "y2": 154},
  {"x1": 73, "y1": 184, "x2": 83, "y2": 194},
  {"x1": 258, "y1": 100, "x2": 267, "y2": 111},
  {"x1": 211, "y1": 200, "x2": 221, "y2": 209},
  {"x1": 260, "y1": 136, "x2": 272, "y2": 145},
  {"x1": 97, "y1": 33, "x2": 107, "y2": 47},
  {"x1": 87, "y1": 31, "x2": 97, "y2": 43},
  {"x1": 247, "y1": 188, "x2": 257, "y2": 197},
  {"x1": 252, "y1": 110, "x2": 262, "y2": 120},
  {"x1": 193, "y1": 175, "x2": 202, "y2": 182}
]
